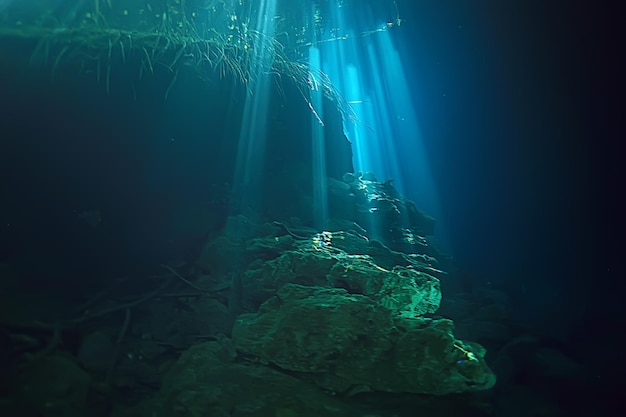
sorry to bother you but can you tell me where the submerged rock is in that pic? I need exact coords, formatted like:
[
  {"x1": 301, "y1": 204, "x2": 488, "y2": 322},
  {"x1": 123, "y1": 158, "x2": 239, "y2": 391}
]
[
  {"x1": 241, "y1": 237, "x2": 442, "y2": 317},
  {"x1": 233, "y1": 284, "x2": 496, "y2": 395},
  {"x1": 114, "y1": 339, "x2": 378, "y2": 417}
]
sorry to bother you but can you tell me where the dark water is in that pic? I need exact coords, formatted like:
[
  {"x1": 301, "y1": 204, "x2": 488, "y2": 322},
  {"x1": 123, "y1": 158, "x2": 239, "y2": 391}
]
[{"x1": 0, "y1": 1, "x2": 620, "y2": 417}]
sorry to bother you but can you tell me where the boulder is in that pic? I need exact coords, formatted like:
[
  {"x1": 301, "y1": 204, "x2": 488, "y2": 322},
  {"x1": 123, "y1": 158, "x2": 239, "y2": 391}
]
[
  {"x1": 233, "y1": 284, "x2": 496, "y2": 395},
  {"x1": 242, "y1": 246, "x2": 442, "y2": 317}
]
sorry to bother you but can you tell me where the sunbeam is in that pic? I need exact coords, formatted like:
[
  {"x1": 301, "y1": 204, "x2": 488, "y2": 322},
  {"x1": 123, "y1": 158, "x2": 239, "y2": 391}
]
[{"x1": 316, "y1": 1, "x2": 448, "y2": 245}]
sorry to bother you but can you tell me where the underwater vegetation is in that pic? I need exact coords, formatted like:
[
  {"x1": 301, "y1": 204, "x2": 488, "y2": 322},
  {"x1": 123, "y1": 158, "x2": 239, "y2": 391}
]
[{"x1": 0, "y1": 0, "x2": 395, "y2": 123}]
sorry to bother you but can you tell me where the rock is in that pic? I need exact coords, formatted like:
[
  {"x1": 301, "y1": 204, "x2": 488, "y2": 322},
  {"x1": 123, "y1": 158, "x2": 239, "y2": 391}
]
[
  {"x1": 245, "y1": 234, "x2": 295, "y2": 259},
  {"x1": 242, "y1": 244, "x2": 442, "y2": 317},
  {"x1": 196, "y1": 234, "x2": 245, "y2": 275},
  {"x1": 233, "y1": 284, "x2": 496, "y2": 395},
  {"x1": 328, "y1": 173, "x2": 437, "y2": 248},
  {"x1": 77, "y1": 330, "x2": 115, "y2": 373},
  {"x1": 328, "y1": 257, "x2": 441, "y2": 317},
  {"x1": 191, "y1": 295, "x2": 234, "y2": 337},
  {"x1": 14, "y1": 354, "x2": 92, "y2": 417},
  {"x1": 114, "y1": 340, "x2": 374, "y2": 417},
  {"x1": 533, "y1": 347, "x2": 583, "y2": 381}
]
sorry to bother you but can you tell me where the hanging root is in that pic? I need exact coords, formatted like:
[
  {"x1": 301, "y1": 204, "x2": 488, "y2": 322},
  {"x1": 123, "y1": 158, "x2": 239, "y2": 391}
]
[
  {"x1": 105, "y1": 307, "x2": 131, "y2": 387},
  {"x1": 142, "y1": 47, "x2": 154, "y2": 74},
  {"x1": 14, "y1": 0, "x2": 356, "y2": 122},
  {"x1": 164, "y1": 69, "x2": 179, "y2": 101}
]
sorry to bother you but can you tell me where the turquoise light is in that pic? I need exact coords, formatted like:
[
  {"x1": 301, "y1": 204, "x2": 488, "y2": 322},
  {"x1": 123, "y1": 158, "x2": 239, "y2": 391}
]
[
  {"x1": 231, "y1": 0, "x2": 278, "y2": 216},
  {"x1": 314, "y1": 1, "x2": 448, "y2": 244}
]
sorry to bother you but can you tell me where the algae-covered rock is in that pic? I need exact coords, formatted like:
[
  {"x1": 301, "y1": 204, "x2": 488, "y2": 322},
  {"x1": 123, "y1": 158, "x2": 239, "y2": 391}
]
[
  {"x1": 328, "y1": 257, "x2": 441, "y2": 317},
  {"x1": 302, "y1": 230, "x2": 444, "y2": 276},
  {"x1": 242, "y1": 246, "x2": 441, "y2": 317},
  {"x1": 12, "y1": 354, "x2": 92, "y2": 417},
  {"x1": 233, "y1": 284, "x2": 496, "y2": 395},
  {"x1": 328, "y1": 173, "x2": 436, "y2": 241},
  {"x1": 114, "y1": 339, "x2": 376, "y2": 417}
]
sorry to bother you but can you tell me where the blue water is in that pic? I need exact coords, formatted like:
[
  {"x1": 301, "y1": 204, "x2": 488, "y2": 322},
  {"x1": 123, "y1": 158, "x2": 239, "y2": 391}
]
[{"x1": 0, "y1": 1, "x2": 615, "y2": 416}]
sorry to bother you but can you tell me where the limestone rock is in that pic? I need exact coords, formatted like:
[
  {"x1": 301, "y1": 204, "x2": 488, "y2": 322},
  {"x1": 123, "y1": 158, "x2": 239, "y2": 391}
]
[
  {"x1": 242, "y1": 246, "x2": 441, "y2": 317},
  {"x1": 13, "y1": 354, "x2": 92, "y2": 417},
  {"x1": 115, "y1": 340, "x2": 375, "y2": 417},
  {"x1": 328, "y1": 257, "x2": 441, "y2": 317},
  {"x1": 233, "y1": 284, "x2": 496, "y2": 395},
  {"x1": 328, "y1": 173, "x2": 436, "y2": 245}
]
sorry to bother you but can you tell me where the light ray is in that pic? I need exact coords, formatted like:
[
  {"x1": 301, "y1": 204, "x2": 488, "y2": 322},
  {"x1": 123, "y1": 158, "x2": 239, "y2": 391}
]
[
  {"x1": 230, "y1": 0, "x2": 278, "y2": 221},
  {"x1": 318, "y1": 2, "x2": 448, "y2": 245}
]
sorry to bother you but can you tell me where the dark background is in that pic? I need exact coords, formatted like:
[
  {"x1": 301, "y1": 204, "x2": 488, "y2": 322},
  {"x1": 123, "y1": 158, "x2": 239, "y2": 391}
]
[
  {"x1": 394, "y1": 0, "x2": 624, "y2": 404},
  {"x1": 394, "y1": 0, "x2": 623, "y2": 316}
]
